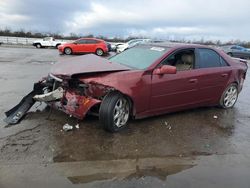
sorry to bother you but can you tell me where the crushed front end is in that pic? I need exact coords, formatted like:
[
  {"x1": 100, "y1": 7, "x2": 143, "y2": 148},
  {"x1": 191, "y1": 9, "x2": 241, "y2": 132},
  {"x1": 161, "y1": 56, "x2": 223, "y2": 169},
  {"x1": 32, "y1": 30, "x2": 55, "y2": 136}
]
[{"x1": 4, "y1": 73, "x2": 114, "y2": 125}]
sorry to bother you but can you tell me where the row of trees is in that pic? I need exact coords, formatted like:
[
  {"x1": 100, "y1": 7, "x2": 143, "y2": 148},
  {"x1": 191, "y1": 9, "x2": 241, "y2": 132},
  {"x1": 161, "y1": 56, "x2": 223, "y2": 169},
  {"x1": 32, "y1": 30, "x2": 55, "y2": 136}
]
[
  {"x1": 0, "y1": 28, "x2": 132, "y2": 42},
  {"x1": 1, "y1": 28, "x2": 250, "y2": 47}
]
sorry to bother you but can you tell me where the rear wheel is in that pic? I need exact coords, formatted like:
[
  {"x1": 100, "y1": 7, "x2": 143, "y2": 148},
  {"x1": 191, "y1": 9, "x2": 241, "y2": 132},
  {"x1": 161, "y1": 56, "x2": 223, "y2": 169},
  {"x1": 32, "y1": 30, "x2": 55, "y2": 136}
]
[
  {"x1": 99, "y1": 92, "x2": 130, "y2": 132},
  {"x1": 96, "y1": 48, "x2": 104, "y2": 56},
  {"x1": 64, "y1": 47, "x2": 72, "y2": 55},
  {"x1": 219, "y1": 83, "x2": 238, "y2": 108}
]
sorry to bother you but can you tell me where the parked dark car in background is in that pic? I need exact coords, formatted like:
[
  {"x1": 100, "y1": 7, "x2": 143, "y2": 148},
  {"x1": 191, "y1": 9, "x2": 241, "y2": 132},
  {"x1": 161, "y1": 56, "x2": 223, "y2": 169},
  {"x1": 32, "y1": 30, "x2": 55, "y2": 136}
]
[
  {"x1": 221, "y1": 45, "x2": 250, "y2": 59},
  {"x1": 4, "y1": 43, "x2": 248, "y2": 132}
]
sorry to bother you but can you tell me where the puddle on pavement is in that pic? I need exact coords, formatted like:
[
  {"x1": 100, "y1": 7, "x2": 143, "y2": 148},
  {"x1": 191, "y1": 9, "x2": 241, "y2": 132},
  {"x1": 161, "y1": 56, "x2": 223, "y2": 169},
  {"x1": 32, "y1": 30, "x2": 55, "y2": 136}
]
[{"x1": 67, "y1": 162, "x2": 195, "y2": 184}]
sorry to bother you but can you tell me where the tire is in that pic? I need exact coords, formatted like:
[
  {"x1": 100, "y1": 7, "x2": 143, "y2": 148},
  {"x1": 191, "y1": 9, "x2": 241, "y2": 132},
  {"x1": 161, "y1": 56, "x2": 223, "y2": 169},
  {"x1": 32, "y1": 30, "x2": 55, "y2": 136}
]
[
  {"x1": 99, "y1": 92, "x2": 130, "y2": 132},
  {"x1": 36, "y1": 43, "x2": 42, "y2": 48},
  {"x1": 96, "y1": 48, "x2": 104, "y2": 56},
  {"x1": 219, "y1": 83, "x2": 238, "y2": 109},
  {"x1": 64, "y1": 47, "x2": 72, "y2": 55}
]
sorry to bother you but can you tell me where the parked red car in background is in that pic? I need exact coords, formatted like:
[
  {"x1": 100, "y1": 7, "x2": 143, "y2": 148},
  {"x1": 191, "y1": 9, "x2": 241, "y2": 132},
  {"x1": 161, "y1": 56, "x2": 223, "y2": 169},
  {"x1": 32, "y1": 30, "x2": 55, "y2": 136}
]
[{"x1": 58, "y1": 38, "x2": 109, "y2": 56}]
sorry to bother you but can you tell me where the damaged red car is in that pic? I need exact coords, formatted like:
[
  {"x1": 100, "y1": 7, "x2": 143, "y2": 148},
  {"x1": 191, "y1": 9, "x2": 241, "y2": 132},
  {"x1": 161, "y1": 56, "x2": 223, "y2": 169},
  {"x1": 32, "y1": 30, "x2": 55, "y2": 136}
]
[{"x1": 4, "y1": 43, "x2": 248, "y2": 132}]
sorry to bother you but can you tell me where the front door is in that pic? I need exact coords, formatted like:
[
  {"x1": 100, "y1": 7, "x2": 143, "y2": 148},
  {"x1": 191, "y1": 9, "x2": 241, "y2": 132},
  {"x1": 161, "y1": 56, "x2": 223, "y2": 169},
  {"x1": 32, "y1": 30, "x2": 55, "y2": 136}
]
[{"x1": 150, "y1": 48, "x2": 200, "y2": 113}]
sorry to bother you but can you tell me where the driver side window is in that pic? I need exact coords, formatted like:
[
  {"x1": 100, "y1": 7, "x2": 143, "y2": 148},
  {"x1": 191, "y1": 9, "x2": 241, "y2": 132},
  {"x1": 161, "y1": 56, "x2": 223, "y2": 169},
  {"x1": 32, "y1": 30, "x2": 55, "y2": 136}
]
[{"x1": 161, "y1": 49, "x2": 195, "y2": 71}]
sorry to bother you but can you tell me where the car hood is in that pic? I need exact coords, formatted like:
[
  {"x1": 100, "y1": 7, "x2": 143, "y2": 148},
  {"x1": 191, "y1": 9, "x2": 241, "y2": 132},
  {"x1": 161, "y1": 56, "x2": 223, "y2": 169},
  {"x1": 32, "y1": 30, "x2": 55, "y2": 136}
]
[{"x1": 50, "y1": 54, "x2": 131, "y2": 77}]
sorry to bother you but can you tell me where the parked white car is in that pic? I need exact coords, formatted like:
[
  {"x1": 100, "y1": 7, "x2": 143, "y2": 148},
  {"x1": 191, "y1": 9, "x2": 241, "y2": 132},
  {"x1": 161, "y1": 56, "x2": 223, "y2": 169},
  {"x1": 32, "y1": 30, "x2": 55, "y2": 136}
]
[
  {"x1": 116, "y1": 39, "x2": 150, "y2": 53},
  {"x1": 32, "y1": 37, "x2": 66, "y2": 48}
]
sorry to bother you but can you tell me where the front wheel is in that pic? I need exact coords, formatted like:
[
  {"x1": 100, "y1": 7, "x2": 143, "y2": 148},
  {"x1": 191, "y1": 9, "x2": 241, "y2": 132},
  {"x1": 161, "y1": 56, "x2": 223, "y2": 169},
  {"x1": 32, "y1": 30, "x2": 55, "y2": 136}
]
[
  {"x1": 35, "y1": 43, "x2": 42, "y2": 48},
  {"x1": 96, "y1": 48, "x2": 104, "y2": 56},
  {"x1": 219, "y1": 83, "x2": 238, "y2": 108},
  {"x1": 64, "y1": 47, "x2": 72, "y2": 55},
  {"x1": 99, "y1": 92, "x2": 130, "y2": 132}
]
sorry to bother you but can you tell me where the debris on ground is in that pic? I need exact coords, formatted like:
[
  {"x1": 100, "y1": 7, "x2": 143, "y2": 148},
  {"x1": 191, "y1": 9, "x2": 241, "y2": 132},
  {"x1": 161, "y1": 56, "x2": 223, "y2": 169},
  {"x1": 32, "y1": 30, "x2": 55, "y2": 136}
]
[
  {"x1": 63, "y1": 123, "x2": 73, "y2": 131},
  {"x1": 164, "y1": 121, "x2": 172, "y2": 130},
  {"x1": 204, "y1": 144, "x2": 211, "y2": 148},
  {"x1": 213, "y1": 115, "x2": 218, "y2": 119},
  {"x1": 75, "y1": 124, "x2": 80, "y2": 129}
]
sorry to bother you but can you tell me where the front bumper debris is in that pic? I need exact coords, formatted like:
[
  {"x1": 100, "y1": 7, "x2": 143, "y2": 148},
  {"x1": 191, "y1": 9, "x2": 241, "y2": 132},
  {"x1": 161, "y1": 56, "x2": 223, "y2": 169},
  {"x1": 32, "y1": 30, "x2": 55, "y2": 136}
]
[
  {"x1": 3, "y1": 75, "x2": 103, "y2": 126},
  {"x1": 3, "y1": 82, "x2": 44, "y2": 125},
  {"x1": 33, "y1": 87, "x2": 63, "y2": 102}
]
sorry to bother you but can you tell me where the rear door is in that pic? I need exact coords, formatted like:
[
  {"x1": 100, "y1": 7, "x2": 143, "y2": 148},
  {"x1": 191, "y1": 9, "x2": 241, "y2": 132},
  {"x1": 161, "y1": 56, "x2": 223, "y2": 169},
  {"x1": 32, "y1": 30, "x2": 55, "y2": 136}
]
[
  {"x1": 194, "y1": 48, "x2": 232, "y2": 103},
  {"x1": 85, "y1": 39, "x2": 99, "y2": 53}
]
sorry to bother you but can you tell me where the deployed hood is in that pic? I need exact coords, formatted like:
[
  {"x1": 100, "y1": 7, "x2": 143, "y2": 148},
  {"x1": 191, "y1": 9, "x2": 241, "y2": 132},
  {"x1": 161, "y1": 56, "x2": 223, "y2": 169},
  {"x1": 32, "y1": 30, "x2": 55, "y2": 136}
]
[{"x1": 50, "y1": 54, "x2": 131, "y2": 77}]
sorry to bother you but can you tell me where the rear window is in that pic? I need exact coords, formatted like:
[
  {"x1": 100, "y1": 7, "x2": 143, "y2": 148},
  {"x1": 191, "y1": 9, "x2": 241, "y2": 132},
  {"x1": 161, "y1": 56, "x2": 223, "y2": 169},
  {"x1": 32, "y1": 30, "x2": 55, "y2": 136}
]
[
  {"x1": 197, "y1": 48, "x2": 228, "y2": 68},
  {"x1": 109, "y1": 46, "x2": 169, "y2": 69}
]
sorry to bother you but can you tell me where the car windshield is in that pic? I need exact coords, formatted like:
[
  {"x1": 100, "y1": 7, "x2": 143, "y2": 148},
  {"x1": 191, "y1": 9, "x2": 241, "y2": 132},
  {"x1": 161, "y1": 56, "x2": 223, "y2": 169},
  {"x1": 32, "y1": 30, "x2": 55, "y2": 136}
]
[{"x1": 109, "y1": 46, "x2": 169, "y2": 69}]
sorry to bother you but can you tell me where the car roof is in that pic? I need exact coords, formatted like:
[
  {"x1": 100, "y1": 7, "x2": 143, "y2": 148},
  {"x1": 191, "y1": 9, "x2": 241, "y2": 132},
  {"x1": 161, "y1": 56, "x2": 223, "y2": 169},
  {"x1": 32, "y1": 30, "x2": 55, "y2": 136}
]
[
  {"x1": 139, "y1": 42, "x2": 214, "y2": 50},
  {"x1": 78, "y1": 38, "x2": 104, "y2": 42}
]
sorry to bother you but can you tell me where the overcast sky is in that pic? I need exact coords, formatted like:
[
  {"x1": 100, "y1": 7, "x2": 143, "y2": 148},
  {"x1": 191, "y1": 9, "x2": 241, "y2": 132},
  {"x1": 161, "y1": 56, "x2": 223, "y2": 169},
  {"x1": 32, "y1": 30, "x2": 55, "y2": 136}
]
[{"x1": 0, "y1": 0, "x2": 250, "y2": 41}]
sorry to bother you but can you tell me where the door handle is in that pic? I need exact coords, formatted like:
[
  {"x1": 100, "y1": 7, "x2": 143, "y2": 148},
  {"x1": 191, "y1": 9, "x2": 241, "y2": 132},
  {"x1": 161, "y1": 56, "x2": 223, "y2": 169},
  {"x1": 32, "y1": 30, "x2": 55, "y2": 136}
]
[
  {"x1": 189, "y1": 79, "x2": 198, "y2": 83},
  {"x1": 221, "y1": 73, "x2": 228, "y2": 77}
]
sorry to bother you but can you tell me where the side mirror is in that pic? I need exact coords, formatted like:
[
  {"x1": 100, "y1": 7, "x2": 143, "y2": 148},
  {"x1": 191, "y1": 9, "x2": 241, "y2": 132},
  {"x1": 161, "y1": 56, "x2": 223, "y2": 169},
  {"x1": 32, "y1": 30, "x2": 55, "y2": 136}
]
[{"x1": 153, "y1": 65, "x2": 177, "y2": 75}]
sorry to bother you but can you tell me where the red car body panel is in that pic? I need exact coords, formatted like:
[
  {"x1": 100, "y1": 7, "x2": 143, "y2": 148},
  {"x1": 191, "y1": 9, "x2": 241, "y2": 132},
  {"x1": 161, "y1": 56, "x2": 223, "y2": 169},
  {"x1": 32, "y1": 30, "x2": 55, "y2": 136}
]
[
  {"x1": 50, "y1": 44, "x2": 247, "y2": 120},
  {"x1": 58, "y1": 38, "x2": 108, "y2": 54},
  {"x1": 63, "y1": 91, "x2": 101, "y2": 119}
]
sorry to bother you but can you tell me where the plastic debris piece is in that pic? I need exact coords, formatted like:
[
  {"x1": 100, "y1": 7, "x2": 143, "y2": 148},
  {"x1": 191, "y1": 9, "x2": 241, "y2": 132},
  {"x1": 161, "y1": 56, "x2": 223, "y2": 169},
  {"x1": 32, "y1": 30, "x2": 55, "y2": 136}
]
[
  {"x1": 164, "y1": 121, "x2": 172, "y2": 130},
  {"x1": 63, "y1": 123, "x2": 73, "y2": 131},
  {"x1": 75, "y1": 124, "x2": 80, "y2": 129},
  {"x1": 205, "y1": 144, "x2": 210, "y2": 148},
  {"x1": 213, "y1": 115, "x2": 218, "y2": 119}
]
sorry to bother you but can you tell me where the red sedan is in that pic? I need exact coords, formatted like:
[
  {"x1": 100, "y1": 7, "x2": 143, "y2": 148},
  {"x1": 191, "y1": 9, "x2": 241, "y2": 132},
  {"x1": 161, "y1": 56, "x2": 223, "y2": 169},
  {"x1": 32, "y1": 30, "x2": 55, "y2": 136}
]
[
  {"x1": 58, "y1": 38, "x2": 108, "y2": 56},
  {"x1": 5, "y1": 43, "x2": 248, "y2": 132}
]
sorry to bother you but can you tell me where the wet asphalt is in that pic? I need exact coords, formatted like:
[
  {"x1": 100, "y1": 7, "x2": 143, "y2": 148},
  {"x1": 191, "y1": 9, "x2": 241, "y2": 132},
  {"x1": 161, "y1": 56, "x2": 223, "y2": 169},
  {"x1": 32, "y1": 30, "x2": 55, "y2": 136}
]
[{"x1": 0, "y1": 46, "x2": 250, "y2": 188}]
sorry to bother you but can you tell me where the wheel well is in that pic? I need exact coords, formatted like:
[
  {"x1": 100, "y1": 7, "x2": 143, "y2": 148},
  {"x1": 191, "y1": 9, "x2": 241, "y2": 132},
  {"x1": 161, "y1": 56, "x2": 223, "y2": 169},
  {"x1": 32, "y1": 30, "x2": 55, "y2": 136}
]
[
  {"x1": 106, "y1": 90, "x2": 135, "y2": 117},
  {"x1": 96, "y1": 48, "x2": 104, "y2": 52},
  {"x1": 87, "y1": 90, "x2": 136, "y2": 118},
  {"x1": 231, "y1": 81, "x2": 239, "y2": 90}
]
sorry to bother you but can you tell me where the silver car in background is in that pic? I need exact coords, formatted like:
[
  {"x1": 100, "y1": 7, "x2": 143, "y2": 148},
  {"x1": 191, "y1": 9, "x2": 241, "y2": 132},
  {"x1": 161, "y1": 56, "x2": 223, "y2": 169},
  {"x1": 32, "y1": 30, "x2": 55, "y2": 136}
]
[
  {"x1": 221, "y1": 45, "x2": 250, "y2": 59},
  {"x1": 116, "y1": 39, "x2": 150, "y2": 53}
]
